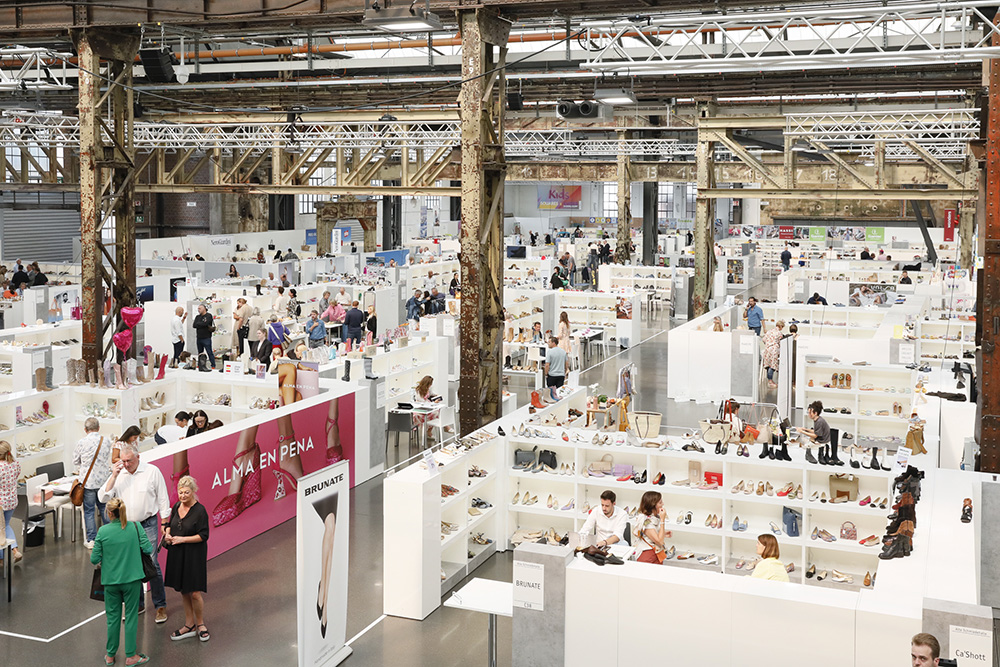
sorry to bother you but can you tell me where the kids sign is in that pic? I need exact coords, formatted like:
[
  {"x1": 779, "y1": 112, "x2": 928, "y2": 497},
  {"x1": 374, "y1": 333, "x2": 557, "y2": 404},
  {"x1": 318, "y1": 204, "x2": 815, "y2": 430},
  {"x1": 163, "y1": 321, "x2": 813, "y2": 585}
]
[{"x1": 538, "y1": 185, "x2": 582, "y2": 210}]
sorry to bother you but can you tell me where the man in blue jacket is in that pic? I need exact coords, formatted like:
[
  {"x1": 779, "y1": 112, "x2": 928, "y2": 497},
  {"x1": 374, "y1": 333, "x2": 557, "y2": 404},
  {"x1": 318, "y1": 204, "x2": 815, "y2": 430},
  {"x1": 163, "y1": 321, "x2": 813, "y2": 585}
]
[{"x1": 406, "y1": 289, "x2": 424, "y2": 321}]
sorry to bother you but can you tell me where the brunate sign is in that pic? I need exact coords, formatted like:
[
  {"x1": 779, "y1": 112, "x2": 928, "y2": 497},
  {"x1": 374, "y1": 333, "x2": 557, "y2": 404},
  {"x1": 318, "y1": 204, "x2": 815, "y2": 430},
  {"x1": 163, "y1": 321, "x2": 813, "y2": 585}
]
[{"x1": 538, "y1": 185, "x2": 582, "y2": 210}]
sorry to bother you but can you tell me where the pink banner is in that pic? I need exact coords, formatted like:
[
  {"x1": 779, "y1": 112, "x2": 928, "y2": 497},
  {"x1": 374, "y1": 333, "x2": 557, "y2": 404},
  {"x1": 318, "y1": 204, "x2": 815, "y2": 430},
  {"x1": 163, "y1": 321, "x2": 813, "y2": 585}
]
[{"x1": 150, "y1": 393, "x2": 357, "y2": 560}]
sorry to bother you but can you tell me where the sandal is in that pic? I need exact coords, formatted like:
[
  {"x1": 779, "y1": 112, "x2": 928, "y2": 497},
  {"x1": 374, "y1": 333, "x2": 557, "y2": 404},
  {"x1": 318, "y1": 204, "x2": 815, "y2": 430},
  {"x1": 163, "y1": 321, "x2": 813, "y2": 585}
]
[
  {"x1": 197, "y1": 624, "x2": 211, "y2": 642},
  {"x1": 105, "y1": 656, "x2": 115, "y2": 666},
  {"x1": 124, "y1": 655, "x2": 149, "y2": 666},
  {"x1": 170, "y1": 624, "x2": 197, "y2": 641}
]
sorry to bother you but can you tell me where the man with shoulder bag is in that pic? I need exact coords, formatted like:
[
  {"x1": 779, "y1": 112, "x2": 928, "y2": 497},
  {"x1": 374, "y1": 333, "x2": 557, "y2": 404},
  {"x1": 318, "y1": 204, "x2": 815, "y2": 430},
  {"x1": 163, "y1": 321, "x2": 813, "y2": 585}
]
[{"x1": 72, "y1": 417, "x2": 112, "y2": 549}]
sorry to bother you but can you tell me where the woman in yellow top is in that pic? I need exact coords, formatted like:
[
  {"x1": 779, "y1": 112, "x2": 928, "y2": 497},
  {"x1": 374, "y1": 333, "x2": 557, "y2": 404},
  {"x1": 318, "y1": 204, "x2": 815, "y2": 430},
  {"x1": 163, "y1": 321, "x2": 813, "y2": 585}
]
[{"x1": 750, "y1": 534, "x2": 789, "y2": 582}]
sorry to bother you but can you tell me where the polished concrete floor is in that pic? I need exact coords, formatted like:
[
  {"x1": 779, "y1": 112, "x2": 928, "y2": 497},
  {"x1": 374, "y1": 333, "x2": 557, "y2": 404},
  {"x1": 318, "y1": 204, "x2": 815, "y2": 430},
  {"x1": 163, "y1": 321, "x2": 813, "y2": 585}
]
[{"x1": 0, "y1": 289, "x2": 744, "y2": 667}]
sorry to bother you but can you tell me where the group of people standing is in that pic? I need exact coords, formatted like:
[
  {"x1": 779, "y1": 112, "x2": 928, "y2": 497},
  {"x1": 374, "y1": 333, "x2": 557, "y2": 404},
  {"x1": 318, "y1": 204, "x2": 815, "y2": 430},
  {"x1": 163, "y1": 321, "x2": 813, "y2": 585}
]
[{"x1": 65, "y1": 417, "x2": 212, "y2": 664}]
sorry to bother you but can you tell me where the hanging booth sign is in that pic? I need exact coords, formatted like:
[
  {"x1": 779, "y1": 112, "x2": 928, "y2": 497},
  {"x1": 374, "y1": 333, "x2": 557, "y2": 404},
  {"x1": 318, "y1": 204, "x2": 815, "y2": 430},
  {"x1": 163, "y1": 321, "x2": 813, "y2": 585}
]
[
  {"x1": 778, "y1": 226, "x2": 794, "y2": 239},
  {"x1": 537, "y1": 185, "x2": 582, "y2": 210},
  {"x1": 944, "y1": 209, "x2": 957, "y2": 242}
]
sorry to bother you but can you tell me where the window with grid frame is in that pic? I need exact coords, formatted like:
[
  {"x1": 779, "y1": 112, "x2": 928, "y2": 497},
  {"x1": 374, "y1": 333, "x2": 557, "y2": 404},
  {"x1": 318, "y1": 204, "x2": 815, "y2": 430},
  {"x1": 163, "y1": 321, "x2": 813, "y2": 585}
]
[
  {"x1": 657, "y1": 183, "x2": 674, "y2": 220},
  {"x1": 603, "y1": 182, "x2": 618, "y2": 218},
  {"x1": 686, "y1": 183, "x2": 697, "y2": 218}
]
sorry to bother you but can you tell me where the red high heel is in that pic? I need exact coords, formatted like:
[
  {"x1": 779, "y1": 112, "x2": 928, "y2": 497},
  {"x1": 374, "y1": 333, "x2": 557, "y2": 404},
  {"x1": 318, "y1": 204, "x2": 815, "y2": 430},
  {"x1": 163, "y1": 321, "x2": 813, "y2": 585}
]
[
  {"x1": 273, "y1": 469, "x2": 299, "y2": 500},
  {"x1": 325, "y1": 417, "x2": 343, "y2": 465},
  {"x1": 212, "y1": 443, "x2": 262, "y2": 527}
]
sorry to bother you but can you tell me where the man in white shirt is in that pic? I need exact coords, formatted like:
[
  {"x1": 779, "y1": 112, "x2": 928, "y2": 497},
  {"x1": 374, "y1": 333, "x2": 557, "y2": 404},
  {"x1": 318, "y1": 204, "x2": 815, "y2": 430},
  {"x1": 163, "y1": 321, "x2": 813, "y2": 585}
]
[
  {"x1": 423, "y1": 270, "x2": 436, "y2": 291},
  {"x1": 578, "y1": 490, "x2": 628, "y2": 548},
  {"x1": 334, "y1": 287, "x2": 352, "y2": 307},
  {"x1": 99, "y1": 442, "x2": 171, "y2": 623},
  {"x1": 72, "y1": 417, "x2": 112, "y2": 548},
  {"x1": 170, "y1": 307, "x2": 186, "y2": 363}
]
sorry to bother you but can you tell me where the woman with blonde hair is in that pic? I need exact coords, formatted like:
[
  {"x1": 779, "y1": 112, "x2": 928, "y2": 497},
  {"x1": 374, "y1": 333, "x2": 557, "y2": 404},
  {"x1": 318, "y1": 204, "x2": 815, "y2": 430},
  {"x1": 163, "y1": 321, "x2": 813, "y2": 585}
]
[
  {"x1": 91, "y1": 497, "x2": 154, "y2": 666},
  {"x1": 164, "y1": 476, "x2": 211, "y2": 642},
  {"x1": 750, "y1": 533, "x2": 789, "y2": 581},
  {"x1": 712, "y1": 316, "x2": 724, "y2": 332},
  {"x1": 412, "y1": 375, "x2": 442, "y2": 442},
  {"x1": 0, "y1": 440, "x2": 22, "y2": 563}
]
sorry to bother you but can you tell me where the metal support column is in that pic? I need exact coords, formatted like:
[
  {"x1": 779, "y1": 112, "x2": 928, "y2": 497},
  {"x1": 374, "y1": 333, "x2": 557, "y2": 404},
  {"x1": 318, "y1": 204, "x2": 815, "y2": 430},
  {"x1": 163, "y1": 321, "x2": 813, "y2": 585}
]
[
  {"x1": 457, "y1": 9, "x2": 509, "y2": 435},
  {"x1": 382, "y1": 179, "x2": 402, "y2": 251},
  {"x1": 960, "y1": 203, "x2": 976, "y2": 269},
  {"x1": 73, "y1": 29, "x2": 141, "y2": 372},
  {"x1": 642, "y1": 181, "x2": 658, "y2": 265},
  {"x1": 981, "y1": 45, "x2": 1000, "y2": 472},
  {"x1": 693, "y1": 111, "x2": 717, "y2": 316},
  {"x1": 614, "y1": 132, "x2": 632, "y2": 263}
]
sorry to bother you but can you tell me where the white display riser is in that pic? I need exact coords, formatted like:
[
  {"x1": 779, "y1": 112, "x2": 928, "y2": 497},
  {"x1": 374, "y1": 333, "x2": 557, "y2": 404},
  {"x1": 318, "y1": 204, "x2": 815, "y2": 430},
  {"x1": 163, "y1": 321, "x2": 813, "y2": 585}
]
[
  {"x1": 916, "y1": 320, "x2": 975, "y2": 363},
  {"x1": 597, "y1": 264, "x2": 674, "y2": 299},
  {"x1": 503, "y1": 432, "x2": 894, "y2": 583}
]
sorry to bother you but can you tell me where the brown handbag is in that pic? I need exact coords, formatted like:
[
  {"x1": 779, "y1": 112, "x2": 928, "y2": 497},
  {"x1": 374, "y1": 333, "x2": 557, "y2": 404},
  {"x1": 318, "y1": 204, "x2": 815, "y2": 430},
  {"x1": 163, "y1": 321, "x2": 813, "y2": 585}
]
[{"x1": 70, "y1": 436, "x2": 104, "y2": 506}]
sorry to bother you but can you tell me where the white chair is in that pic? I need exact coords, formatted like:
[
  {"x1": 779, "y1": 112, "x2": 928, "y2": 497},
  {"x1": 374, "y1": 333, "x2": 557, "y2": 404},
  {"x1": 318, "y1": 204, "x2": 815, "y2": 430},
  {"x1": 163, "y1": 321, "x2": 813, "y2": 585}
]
[
  {"x1": 56, "y1": 503, "x2": 84, "y2": 542},
  {"x1": 36, "y1": 463, "x2": 73, "y2": 540},
  {"x1": 427, "y1": 406, "x2": 456, "y2": 445}
]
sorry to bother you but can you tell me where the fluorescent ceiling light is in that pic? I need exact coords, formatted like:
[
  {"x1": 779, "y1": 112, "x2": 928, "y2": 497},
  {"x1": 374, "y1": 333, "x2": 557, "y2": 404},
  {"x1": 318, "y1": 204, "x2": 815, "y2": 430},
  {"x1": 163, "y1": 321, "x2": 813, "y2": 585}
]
[
  {"x1": 363, "y1": 3, "x2": 443, "y2": 32},
  {"x1": 595, "y1": 88, "x2": 636, "y2": 104}
]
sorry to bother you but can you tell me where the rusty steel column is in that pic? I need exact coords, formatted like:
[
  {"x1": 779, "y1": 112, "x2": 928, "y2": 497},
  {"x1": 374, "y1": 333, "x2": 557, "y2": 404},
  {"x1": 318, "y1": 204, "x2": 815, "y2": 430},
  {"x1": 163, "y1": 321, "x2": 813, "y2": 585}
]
[
  {"x1": 73, "y1": 28, "x2": 141, "y2": 369},
  {"x1": 614, "y1": 132, "x2": 632, "y2": 263},
  {"x1": 76, "y1": 31, "x2": 102, "y2": 375},
  {"x1": 457, "y1": 9, "x2": 509, "y2": 436},
  {"x1": 959, "y1": 202, "x2": 975, "y2": 269},
  {"x1": 981, "y1": 48, "x2": 1000, "y2": 472},
  {"x1": 693, "y1": 121, "x2": 717, "y2": 316}
]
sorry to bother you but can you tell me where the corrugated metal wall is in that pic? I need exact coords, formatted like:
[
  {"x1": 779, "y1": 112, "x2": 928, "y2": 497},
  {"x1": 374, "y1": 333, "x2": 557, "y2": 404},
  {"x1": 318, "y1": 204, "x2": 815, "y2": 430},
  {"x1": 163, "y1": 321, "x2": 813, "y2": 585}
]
[{"x1": 1, "y1": 209, "x2": 81, "y2": 262}]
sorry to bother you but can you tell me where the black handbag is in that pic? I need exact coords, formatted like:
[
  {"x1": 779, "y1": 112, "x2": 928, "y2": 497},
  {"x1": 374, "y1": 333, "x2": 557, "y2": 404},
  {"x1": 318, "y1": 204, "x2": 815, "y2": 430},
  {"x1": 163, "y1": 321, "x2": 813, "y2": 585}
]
[
  {"x1": 89, "y1": 568, "x2": 105, "y2": 601},
  {"x1": 514, "y1": 446, "x2": 537, "y2": 467},
  {"x1": 538, "y1": 449, "x2": 557, "y2": 469},
  {"x1": 133, "y1": 523, "x2": 158, "y2": 583}
]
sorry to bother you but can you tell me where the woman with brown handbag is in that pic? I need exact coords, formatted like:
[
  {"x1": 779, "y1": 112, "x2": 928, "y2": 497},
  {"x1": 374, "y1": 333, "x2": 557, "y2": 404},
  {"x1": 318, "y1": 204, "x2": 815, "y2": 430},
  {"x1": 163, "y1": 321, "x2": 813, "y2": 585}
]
[{"x1": 634, "y1": 491, "x2": 672, "y2": 564}]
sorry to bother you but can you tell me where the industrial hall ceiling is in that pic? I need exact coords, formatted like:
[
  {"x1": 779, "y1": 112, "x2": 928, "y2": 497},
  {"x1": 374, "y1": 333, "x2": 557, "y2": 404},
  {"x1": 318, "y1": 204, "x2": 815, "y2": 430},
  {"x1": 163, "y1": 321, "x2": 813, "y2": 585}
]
[{"x1": 0, "y1": 0, "x2": 987, "y2": 115}]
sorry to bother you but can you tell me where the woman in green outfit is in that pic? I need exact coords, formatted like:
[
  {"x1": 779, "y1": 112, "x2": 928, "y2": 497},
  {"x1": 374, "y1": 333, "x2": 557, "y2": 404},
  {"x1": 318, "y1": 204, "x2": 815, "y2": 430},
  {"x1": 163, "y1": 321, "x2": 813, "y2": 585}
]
[{"x1": 91, "y1": 497, "x2": 153, "y2": 666}]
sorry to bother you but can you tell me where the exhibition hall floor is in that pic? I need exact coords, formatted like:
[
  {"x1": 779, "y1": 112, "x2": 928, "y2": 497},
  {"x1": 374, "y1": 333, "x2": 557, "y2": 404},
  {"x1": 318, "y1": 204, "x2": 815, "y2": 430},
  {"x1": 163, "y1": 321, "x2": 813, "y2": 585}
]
[{"x1": 0, "y1": 297, "x2": 749, "y2": 666}]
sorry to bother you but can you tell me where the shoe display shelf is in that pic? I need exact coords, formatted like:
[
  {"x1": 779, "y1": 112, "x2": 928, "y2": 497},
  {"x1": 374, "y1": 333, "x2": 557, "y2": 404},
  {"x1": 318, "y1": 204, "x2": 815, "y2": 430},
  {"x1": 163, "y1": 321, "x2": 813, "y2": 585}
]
[
  {"x1": 597, "y1": 265, "x2": 674, "y2": 301},
  {"x1": 915, "y1": 320, "x2": 976, "y2": 364},
  {"x1": 797, "y1": 361, "x2": 915, "y2": 448},
  {"x1": 356, "y1": 336, "x2": 449, "y2": 409},
  {"x1": 383, "y1": 428, "x2": 505, "y2": 620},
  {"x1": 176, "y1": 369, "x2": 283, "y2": 423},
  {"x1": 556, "y1": 291, "x2": 641, "y2": 348},
  {"x1": 36, "y1": 262, "x2": 83, "y2": 284},
  {"x1": 68, "y1": 374, "x2": 181, "y2": 448},
  {"x1": 1, "y1": 387, "x2": 68, "y2": 467},
  {"x1": 758, "y1": 304, "x2": 885, "y2": 340},
  {"x1": 503, "y1": 258, "x2": 553, "y2": 289},
  {"x1": 503, "y1": 417, "x2": 894, "y2": 590},
  {"x1": 0, "y1": 320, "x2": 82, "y2": 388},
  {"x1": 0, "y1": 346, "x2": 37, "y2": 394},
  {"x1": 404, "y1": 258, "x2": 460, "y2": 294}
]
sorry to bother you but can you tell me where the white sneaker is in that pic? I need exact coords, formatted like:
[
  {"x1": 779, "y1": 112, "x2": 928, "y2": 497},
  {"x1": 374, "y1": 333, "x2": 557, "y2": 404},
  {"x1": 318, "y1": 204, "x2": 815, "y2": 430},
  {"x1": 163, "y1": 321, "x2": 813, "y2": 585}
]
[{"x1": 84, "y1": 540, "x2": 94, "y2": 550}]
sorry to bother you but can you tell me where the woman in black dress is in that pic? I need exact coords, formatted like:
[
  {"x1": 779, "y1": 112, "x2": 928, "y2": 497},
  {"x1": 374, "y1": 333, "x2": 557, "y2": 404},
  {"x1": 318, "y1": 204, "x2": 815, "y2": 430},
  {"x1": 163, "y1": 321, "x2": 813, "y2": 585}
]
[{"x1": 164, "y1": 475, "x2": 210, "y2": 642}]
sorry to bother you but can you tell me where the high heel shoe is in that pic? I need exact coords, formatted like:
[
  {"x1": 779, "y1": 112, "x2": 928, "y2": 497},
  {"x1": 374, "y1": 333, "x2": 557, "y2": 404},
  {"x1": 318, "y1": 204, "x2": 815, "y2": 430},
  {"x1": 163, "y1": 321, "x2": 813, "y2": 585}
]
[
  {"x1": 273, "y1": 468, "x2": 298, "y2": 501},
  {"x1": 325, "y1": 417, "x2": 342, "y2": 465},
  {"x1": 212, "y1": 443, "x2": 262, "y2": 527},
  {"x1": 317, "y1": 581, "x2": 324, "y2": 622}
]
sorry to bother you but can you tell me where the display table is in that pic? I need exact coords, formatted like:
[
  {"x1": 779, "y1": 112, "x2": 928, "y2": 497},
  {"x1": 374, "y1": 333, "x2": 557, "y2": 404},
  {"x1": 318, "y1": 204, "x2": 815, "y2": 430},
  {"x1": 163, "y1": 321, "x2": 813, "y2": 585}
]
[
  {"x1": 443, "y1": 578, "x2": 512, "y2": 667},
  {"x1": 40, "y1": 474, "x2": 78, "y2": 542}
]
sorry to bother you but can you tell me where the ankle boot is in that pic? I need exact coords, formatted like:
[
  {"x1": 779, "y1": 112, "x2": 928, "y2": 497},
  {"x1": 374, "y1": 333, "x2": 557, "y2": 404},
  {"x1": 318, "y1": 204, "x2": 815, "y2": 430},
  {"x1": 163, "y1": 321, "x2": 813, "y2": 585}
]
[
  {"x1": 805, "y1": 447, "x2": 818, "y2": 464},
  {"x1": 778, "y1": 440, "x2": 792, "y2": 461},
  {"x1": 818, "y1": 446, "x2": 829, "y2": 465},
  {"x1": 849, "y1": 447, "x2": 860, "y2": 469},
  {"x1": 759, "y1": 441, "x2": 771, "y2": 459},
  {"x1": 342, "y1": 359, "x2": 351, "y2": 382}
]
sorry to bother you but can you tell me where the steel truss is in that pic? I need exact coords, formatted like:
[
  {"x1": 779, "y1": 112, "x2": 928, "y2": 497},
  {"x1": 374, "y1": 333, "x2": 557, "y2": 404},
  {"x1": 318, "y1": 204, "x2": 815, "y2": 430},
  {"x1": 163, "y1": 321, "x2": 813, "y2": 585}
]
[
  {"x1": 582, "y1": 1, "x2": 1000, "y2": 75},
  {"x1": 0, "y1": 47, "x2": 73, "y2": 90}
]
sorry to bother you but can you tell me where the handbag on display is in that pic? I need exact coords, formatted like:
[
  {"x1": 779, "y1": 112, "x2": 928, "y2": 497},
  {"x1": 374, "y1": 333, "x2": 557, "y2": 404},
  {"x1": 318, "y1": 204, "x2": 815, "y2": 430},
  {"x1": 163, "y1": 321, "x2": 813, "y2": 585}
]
[
  {"x1": 828, "y1": 473, "x2": 859, "y2": 501},
  {"x1": 538, "y1": 449, "x2": 557, "y2": 470},
  {"x1": 718, "y1": 399, "x2": 743, "y2": 443},
  {"x1": 514, "y1": 446, "x2": 537, "y2": 467},
  {"x1": 782, "y1": 506, "x2": 802, "y2": 538},
  {"x1": 840, "y1": 521, "x2": 858, "y2": 541},
  {"x1": 48, "y1": 297, "x2": 62, "y2": 323},
  {"x1": 906, "y1": 425, "x2": 927, "y2": 456},
  {"x1": 698, "y1": 419, "x2": 732, "y2": 446},
  {"x1": 71, "y1": 296, "x2": 82, "y2": 320},
  {"x1": 588, "y1": 453, "x2": 614, "y2": 475},
  {"x1": 611, "y1": 463, "x2": 633, "y2": 479},
  {"x1": 630, "y1": 411, "x2": 662, "y2": 440},
  {"x1": 133, "y1": 523, "x2": 158, "y2": 583},
  {"x1": 70, "y1": 436, "x2": 105, "y2": 506},
  {"x1": 751, "y1": 403, "x2": 778, "y2": 444},
  {"x1": 89, "y1": 568, "x2": 105, "y2": 601}
]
